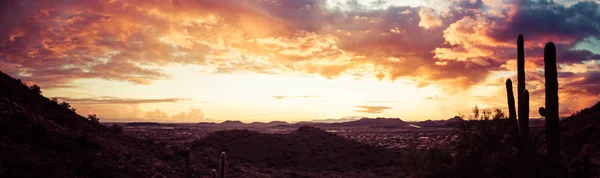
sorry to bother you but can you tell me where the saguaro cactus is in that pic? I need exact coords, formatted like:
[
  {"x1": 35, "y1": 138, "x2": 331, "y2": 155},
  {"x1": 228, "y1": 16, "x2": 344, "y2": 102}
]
[
  {"x1": 219, "y1": 152, "x2": 227, "y2": 178},
  {"x1": 517, "y1": 34, "x2": 529, "y2": 137},
  {"x1": 521, "y1": 90, "x2": 530, "y2": 139},
  {"x1": 544, "y1": 42, "x2": 560, "y2": 159},
  {"x1": 186, "y1": 148, "x2": 191, "y2": 178},
  {"x1": 506, "y1": 79, "x2": 519, "y2": 138},
  {"x1": 212, "y1": 169, "x2": 218, "y2": 178}
]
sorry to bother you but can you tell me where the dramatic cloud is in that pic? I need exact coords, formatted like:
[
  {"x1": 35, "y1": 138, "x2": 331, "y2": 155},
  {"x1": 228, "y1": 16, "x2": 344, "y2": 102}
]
[
  {"x1": 0, "y1": 0, "x2": 598, "y2": 117},
  {"x1": 354, "y1": 106, "x2": 392, "y2": 113},
  {"x1": 142, "y1": 108, "x2": 205, "y2": 122}
]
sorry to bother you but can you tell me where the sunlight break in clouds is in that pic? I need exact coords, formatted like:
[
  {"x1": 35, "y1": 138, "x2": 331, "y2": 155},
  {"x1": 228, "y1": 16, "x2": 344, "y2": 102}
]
[{"x1": 0, "y1": 0, "x2": 598, "y2": 122}]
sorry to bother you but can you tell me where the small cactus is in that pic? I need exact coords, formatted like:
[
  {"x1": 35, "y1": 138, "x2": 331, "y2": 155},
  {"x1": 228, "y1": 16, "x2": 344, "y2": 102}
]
[
  {"x1": 186, "y1": 148, "x2": 191, "y2": 178},
  {"x1": 190, "y1": 165, "x2": 197, "y2": 178},
  {"x1": 219, "y1": 152, "x2": 227, "y2": 178},
  {"x1": 544, "y1": 42, "x2": 560, "y2": 159},
  {"x1": 212, "y1": 169, "x2": 218, "y2": 178}
]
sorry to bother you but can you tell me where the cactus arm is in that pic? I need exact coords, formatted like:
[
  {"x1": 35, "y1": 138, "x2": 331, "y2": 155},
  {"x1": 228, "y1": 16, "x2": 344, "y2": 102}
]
[{"x1": 506, "y1": 79, "x2": 519, "y2": 138}]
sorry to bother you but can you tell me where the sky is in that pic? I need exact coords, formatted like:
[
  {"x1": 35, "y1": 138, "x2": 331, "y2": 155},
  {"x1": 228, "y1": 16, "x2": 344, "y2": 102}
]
[{"x1": 0, "y1": 0, "x2": 599, "y2": 123}]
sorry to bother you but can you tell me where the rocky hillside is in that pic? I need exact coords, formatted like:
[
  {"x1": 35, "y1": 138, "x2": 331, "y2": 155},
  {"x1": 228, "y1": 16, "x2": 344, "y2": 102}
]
[
  {"x1": 0, "y1": 71, "x2": 185, "y2": 177},
  {"x1": 559, "y1": 102, "x2": 600, "y2": 162}
]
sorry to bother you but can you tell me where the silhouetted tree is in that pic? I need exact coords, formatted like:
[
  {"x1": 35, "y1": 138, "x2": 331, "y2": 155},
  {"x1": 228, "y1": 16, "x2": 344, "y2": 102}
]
[
  {"x1": 87, "y1": 114, "x2": 99, "y2": 124},
  {"x1": 29, "y1": 84, "x2": 41, "y2": 95},
  {"x1": 482, "y1": 109, "x2": 491, "y2": 121},
  {"x1": 59, "y1": 101, "x2": 71, "y2": 109},
  {"x1": 59, "y1": 101, "x2": 76, "y2": 112},
  {"x1": 493, "y1": 108, "x2": 506, "y2": 120},
  {"x1": 472, "y1": 105, "x2": 480, "y2": 120}
]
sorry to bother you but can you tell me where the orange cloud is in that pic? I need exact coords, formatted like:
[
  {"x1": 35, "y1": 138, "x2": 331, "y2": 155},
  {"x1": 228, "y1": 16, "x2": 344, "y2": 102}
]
[
  {"x1": 172, "y1": 108, "x2": 205, "y2": 122},
  {"x1": 146, "y1": 109, "x2": 169, "y2": 120},
  {"x1": 418, "y1": 8, "x2": 443, "y2": 29},
  {"x1": 354, "y1": 106, "x2": 392, "y2": 114}
]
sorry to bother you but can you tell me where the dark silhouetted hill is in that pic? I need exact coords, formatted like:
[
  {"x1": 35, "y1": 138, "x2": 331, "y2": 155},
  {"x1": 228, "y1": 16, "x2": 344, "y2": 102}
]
[
  {"x1": 0, "y1": 71, "x2": 184, "y2": 177},
  {"x1": 332, "y1": 117, "x2": 409, "y2": 128},
  {"x1": 247, "y1": 121, "x2": 289, "y2": 127},
  {"x1": 309, "y1": 117, "x2": 361, "y2": 123},
  {"x1": 411, "y1": 116, "x2": 464, "y2": 128},
  {"x1": 277, "y1": 117, "x2": 411, "y2": 129},
  {"x1": 267, "y1": 121, "x2": 289, "y2": 125},
  {"x1": 220, "y1": 120, "x2": 244, "y2": 126},
  {"x1": 559, "y1": 101, "x2": 600, "y2": 162},
  {"x1": 189, "y1": 126, "x2": 408, "y2": 177}
]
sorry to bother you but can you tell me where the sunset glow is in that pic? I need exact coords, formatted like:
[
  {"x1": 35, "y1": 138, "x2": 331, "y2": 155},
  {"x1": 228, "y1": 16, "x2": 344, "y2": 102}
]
[{"x1": 1, "y1": 0, "x2": 598, "y2": 122}]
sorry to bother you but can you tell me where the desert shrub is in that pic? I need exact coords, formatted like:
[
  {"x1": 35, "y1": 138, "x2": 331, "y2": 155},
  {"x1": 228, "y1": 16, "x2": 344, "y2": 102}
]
[
  {"x1": 59, "y1": 101, "x2": 71, "y2": 109},
  {"x1": 29, "y1": 84, "x2": 41, "y2": 95},
  {"x1": 417, "y1": 106, "x2": 523, "y2": 177},
  {"x1": 419, "y1": 105, "x2": 598, "y2": 178},
  {"x1": 58, "y1": 101, "x2": 77, "y2": 112},
  {"x1": 87, "y1": 114, "x2": 100, "y2": 124}
]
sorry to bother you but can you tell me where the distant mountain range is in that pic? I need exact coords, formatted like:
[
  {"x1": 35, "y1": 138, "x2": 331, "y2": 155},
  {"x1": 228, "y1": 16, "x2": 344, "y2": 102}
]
[
  {"x1": 125, "y1": 116, "x2": 467, "y2": 128},
  {"x1": 309, "y1": 117, "x2": 362, "y2": 123},
  {"x1": 121, "y1": 113, "x2": 551, "y2": 129}
]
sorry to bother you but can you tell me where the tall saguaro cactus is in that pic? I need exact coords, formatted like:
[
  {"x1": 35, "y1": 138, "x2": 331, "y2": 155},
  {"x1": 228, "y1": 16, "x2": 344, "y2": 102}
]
[
  {"x1": 544, "y1": 42, "x2": 560, "y2": 159},
  {"x1": 517, "y1": 34, "x2": 529, "y2": 137},
  {"x1": 219, "y1": 152, "x2": 227, "y2": 178},
  {"x1": 506, "y1": 79, "x2": 519, "y2": 138}
]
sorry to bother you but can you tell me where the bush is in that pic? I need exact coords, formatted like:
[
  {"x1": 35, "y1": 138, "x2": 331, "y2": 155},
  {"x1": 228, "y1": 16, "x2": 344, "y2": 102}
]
[
  {"x1": 29, "y1": 84, "x2": 41, "y2": 95},
  {"x1": 59, "y1": 101, "x2": 71, "y2": 109},
  {"x1": 87, "y1": 114, "x2": 100, "y2": 124}
]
